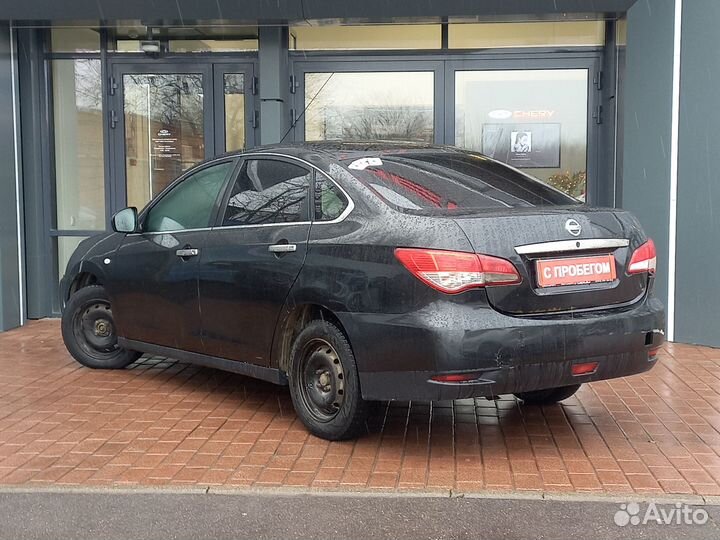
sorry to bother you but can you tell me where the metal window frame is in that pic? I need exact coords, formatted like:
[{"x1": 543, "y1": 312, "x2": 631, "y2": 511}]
[
  {"x1": 290, "y1": 57, "x2": 446, "y2": 145},
  {"x1": 106, "y1": 53, "x2": 259, "y2": 212},
  {"x1": 38, "y1": 37, "x2": 260, "y2": 316},
  {"x1": 290, "y1": 48, "x2": 604, "y2": 205},
  {"x1": 212, "y1": 152, "x2": 356, "y2": 229},
  {"x1": 444, "y1": 52, "x2": 603, "y2": 205},
  {"x1": 30, "y1": 35, "x2": 616, "y2": 318}
]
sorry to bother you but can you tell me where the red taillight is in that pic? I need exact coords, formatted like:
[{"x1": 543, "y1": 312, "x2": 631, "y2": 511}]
[
  {"x1": 394, "y1": 248, "x2": 521, "y2": 294},
  {"x1": 571, "y1": 362, "x2": 599, "y2": 376},
  {"x1": 431, "y1": 372, "x2": 481, "y2": 383},
  {"x1": 628, "y1": 239, "x2": 657, "y2": 275}
]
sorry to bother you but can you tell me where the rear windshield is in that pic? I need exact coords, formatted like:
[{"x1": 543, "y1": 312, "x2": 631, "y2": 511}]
[{"x1": 343, "y1": 151, "x2": 577, "y2": 214}]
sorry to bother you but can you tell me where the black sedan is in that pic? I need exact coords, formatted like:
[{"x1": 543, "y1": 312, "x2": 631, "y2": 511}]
[{"x1": 60, "y1": 142, "x2": 665, "y2": 440}]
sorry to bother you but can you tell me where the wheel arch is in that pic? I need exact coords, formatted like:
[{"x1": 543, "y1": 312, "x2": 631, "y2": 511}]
[
  {"x1": 62, "y1": 259, "x2": 108, "y2": 303},
  {"x1": 66, "y1": 271, "x2": 102, "y2": 300},
  {"x1": 270, "y1": 303, "x2": 352, "y2": 374}
]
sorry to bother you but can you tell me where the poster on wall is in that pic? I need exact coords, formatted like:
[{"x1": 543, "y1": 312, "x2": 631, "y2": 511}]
[{"x1": 482, "y1": 123, "x2": 561, "y2": 168}]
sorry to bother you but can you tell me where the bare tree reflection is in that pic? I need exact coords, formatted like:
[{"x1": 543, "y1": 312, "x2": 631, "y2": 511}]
[
  {"x1": 225, "y1": 179, "x2": 309, "y2": 225},
  {"x1": 305, "y1": 73, "x2": 433, "y2": 143},
  {"x1": 342, "y1": 105, "x2": 432, "y2": 142},
  {"x1": 124, "y1": 74, "x2": 204, "y2": 136}
]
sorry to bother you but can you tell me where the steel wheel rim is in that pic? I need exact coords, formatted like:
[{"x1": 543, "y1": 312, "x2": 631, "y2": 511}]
[
  {"x1": 297, "y1": 338, "x2": 345, "y2": 423},
  {"x1": 72, "y1": 300, "x2": 119, "y2": 359}
]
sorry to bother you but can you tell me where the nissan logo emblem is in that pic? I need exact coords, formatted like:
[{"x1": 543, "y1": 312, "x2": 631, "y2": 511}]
[{"x1": 565, "y1": 219, "x2": 582, "y2": 237}]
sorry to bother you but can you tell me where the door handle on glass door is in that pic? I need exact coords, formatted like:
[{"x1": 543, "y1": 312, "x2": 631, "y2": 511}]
[
  {"x1": 176, "y1": 248, "x2": 199, "y2": 258},
  {"x1": 268, "y1": 244, "x2": 297, "y2": 253}
]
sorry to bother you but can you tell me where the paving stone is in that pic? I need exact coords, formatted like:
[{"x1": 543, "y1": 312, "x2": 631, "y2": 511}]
[{"x1": 0, "y1": 320, "x2": 718, "y2": 496}]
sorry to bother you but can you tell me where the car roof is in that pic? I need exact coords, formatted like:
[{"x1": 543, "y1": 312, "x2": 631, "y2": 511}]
[{"x1": 220, "y1": 141, "x2": 465, "y2": 162}]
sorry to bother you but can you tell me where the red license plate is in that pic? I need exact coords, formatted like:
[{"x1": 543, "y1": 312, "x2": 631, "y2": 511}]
[{"x1": 536, "y1": 254, "x2": 617, "y2": 288}]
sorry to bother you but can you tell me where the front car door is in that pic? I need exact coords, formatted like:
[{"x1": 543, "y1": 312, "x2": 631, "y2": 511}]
[
  {"x1": 107, "y1": 159, "x2": 236, "y2": 352},
  {"x1": 199, "y1": 156, "x2": 313, "y2": 364}
]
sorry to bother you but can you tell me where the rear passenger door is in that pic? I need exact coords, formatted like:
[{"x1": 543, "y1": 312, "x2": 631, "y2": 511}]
[{"x1": 198, "y1": 157, "x2": 312, "y2": 364}]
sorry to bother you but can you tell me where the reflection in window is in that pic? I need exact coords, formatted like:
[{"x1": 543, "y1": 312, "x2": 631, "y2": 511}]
[
  {"x1": 305, "y1": 72, "x2": 434, "y2": 143},
  {"x1": 290, "y1": 25, "x2": 441, "y2": 50},
  {"x1": 224, "y1": 74, "x2": 245, "y2": 152},
  {"x1": 168, "y1": 40, "x2": 258, "y2": 52},
  {"x1": 52, "y1": 59, "x2": 105, "y2": 230},
  {"x1": 51, "y1": 28, "x2": 101, "y2": 53},
  {"x1": 347, "y1": 151, "x2": 575, "y2": 213},
  {"x1": 448, "y1": 21, "x2": 605, "y2": 49},
  {"x1": 123, "y1": 73, "x2": 205, "y2": 210},
  {"x1": 145, "y1": 162, "x2": 233, "y2": 232},
  {"x1": 223, "y1": 160, "x2": 310, "y2": 225},
  {"x1": 57, "y1": 236, "x2": 88, "y2": 279},
  {"x1": 315, "y1": 175, "x2": 348, "y2": 221},
  {"x1": 455, "y1": 69, "x2": 588, "y2": 199}
]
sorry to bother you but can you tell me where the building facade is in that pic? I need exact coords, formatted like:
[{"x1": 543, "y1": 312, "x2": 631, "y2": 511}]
[{"x1": 0, "y1": 0, "x2": 716, "y2": 346}]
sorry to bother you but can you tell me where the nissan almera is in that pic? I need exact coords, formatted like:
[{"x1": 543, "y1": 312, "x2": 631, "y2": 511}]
[{"x1": 60, "y1": 142, "x2": 665, "y2": 440}]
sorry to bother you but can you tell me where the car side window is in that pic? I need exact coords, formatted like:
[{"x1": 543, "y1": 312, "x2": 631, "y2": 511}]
[
  {"x1": 144, "y1": 161, "x2": 233, "y2": 233},
  {"x1": 314, "y1": 175, "x2": 348, "y2": 221},
  {"x1": 221, "y1": 159, "x2": 311, "y2": 226}
]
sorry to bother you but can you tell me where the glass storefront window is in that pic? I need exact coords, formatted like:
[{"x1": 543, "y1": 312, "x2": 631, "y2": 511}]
[
  {"x1": 617, "y1": 18, "x2": 628, "y2": 47},
  {"x1": 291, "y1": 25, "x2": 441, "y2": 50},
  {"x1": 304, "y1": 72, "x2": 434, "y2": 143},
  {"x1": 116, "y1": 40, "x2": 142, "y2": 52},
  {"x1": 448, "y1": 21, "x2": 605, "y2": 49},
  {"x1": 224, "y1": 73, "x2": 246, "y2": 152},
  {"x1": 123, "y1": 73, "x2": 205, "y2": 210},
  {"x1": 168, "y1": 40, "x2": 258, "y2": 52},
  {"x1": 455, "y1": 69, "x2": 589, "y2": 199},
  {"x1": 50, "y1": 28, "x2": 101, "y2": 53},
  {"x1": 57, "y1": 236, "x2": 88, "y2": 279},
  {"x1": 52, "y1": 59, "x2": 106, "y2": 230}
]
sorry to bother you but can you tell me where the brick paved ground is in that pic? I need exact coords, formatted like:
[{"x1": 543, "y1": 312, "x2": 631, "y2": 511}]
[{"x1": 1, "y1": 320, "x2": 719, "y2": 496}]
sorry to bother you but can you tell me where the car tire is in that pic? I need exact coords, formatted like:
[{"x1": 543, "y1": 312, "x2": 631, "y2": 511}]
[
  {"x1": 288, "y1": 319, "x2": 369, "y2": 440},
  {"x1": 61, "y1": 285, "x2": 141, "y2": 369},
  {"x1": 514, "y1": 384, "x2": 581, "y2": 405}
]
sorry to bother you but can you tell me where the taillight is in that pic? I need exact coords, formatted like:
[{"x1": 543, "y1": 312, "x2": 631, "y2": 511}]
[
  {"x1": 431, "y1": 372, "x2": 482, "y2": 383},
  {"x1": 571, "y1": 361, "x2": 599, "y2": 376},
  {"x1": 394, "y1": 248, "x2": 521, "y2": 294},
  {"x1": 628, "y1": 239, "x2": 657, "y2": 275}
]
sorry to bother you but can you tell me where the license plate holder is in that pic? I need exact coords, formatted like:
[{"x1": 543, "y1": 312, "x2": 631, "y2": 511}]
[{"x1": 536, "y1": 254, "x2": 617, "y2": 288}]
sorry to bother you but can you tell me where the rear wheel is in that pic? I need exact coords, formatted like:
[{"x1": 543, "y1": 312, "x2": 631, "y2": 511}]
[
  {"x1": 288, "y1": 320, "x2": 369, "y2": 440},
  {"x1": 61, "y1": 285, "x2": 140, "y2": 369},
  {"x1": 515, "y1": 384, "x2": 581, "y2": 405}
]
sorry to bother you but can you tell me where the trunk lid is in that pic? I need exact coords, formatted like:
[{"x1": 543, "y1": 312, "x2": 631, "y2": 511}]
[{"x1": 451, "y1": 206, "x2": 649, "y2": 315}]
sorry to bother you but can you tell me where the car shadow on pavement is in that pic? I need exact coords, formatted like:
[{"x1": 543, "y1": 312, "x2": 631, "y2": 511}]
[{"x1": 126, "y1": 354, "x2": 540, "y2": 442}]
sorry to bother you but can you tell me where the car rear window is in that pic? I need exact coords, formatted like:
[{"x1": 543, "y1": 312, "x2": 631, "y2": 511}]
[{"x1": 343, "y1": 151, "x2": 577, "y2": 214}]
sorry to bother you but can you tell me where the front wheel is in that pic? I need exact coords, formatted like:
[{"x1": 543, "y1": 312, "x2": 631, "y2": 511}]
[
  {"x1": 61, "y1": 285, "x2": 141, "y2": 369},
  {"x1": 515, "y1": 384, "x2": 582, "y2": 405},
  {"x1": 288, "y1": 320, "x2": 369, "y2": 440}
]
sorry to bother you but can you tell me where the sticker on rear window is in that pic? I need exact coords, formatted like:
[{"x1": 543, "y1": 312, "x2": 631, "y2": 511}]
[{"x1": 348, "y1": 157, "x2": 383, "y2": 170}]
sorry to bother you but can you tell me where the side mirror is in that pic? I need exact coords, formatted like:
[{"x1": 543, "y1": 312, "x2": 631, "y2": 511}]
[{"x1": 111, "y1": 207, "x2": 139, "y2": 233}]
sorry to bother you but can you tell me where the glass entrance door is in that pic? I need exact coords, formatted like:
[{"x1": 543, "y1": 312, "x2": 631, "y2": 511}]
[
  {"x1": 121, "y1": 71, "x2": 208, "y2": 209},
  {"x1": 111, "y1": 62, "x2": 255, "y2": 211}
]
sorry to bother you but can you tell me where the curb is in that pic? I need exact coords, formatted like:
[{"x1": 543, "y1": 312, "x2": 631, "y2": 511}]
[{"x1": 0, "y1": 484, "x2": 715, "y2": 506}]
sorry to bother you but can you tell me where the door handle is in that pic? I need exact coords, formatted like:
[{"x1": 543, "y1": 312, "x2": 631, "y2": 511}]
[
  {"x1": 268, "y1": 244, "x2": 297, "y2": 254},
  {"x1": 176, "y1": 248, "x2": 199, "y2": 258}
]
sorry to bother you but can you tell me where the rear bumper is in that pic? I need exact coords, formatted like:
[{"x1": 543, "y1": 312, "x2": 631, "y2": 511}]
[
  {"x1": 339, "y1": 294, "x2": 665, "y2": 401},
  {"x1": 359, "y1": 350, "x2": 659, "y2": 401}
]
